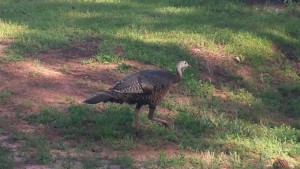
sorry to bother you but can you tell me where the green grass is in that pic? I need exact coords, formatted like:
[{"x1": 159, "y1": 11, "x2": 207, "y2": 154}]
[
  {"x1": 0, "y1": 146, "x2": 13, "y2": 169},
  {"x1": 0, "y1": 89, "x2": 13, "y2": 102},
  {"x1": 9, "y1": 135, "x2": 52, "y2": 165},
  {"x1": 81, "y1": 154, "x2": 103, "y2": 169},
  {"x1": 1, "y1": 0, "x2": 300, "y2": 168},
  {"x1": 278, "y1": 83, "x2": 300, "y2": 116},
  {"x1": 32, "y1": 59, "x2": 41, "y2": 67},
  {"x1": 59, "y1": 64, "x2": 70, "y2": 73},
  {"x1": 111, "y1": 154, "x2": 135, "y2": 169},
  {"x1": 19, "y1": 100, "x2": 34, "y2": 108},
  {"x1": 117, "y1": 63, "x2": 132, "y2": 73},
  {"x1": 26, "y1": 104, "x2": 135, "y2": 139}
]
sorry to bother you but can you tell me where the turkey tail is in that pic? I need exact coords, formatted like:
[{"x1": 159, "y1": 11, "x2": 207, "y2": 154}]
[{"x1": 84, "y1": 92, "x2": 119, "y2": 104}]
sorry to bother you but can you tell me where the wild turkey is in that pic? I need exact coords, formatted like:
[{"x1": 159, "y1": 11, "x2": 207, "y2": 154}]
[{"x1": 84, "y1": 61, "x2": 190, "y2": 133}]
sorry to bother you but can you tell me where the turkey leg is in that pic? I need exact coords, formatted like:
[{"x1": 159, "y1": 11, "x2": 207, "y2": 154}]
[
  {"x1": 134, "y1": 104, "x2": 142, "y2": 135},
  {"x1": 148, "y1": 105, "x2": 170, "y2": 128}
]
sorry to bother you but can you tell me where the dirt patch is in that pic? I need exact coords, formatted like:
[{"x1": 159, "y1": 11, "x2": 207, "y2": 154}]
[
  {"x1": 0, "y1": 38, "x2": 121, "y2": 115},
  {"x1": 112, "y1": 43, "x2": 125, "y2": 58},
  {"x1": 39, "y1": 37, "x2": 100, "y2": 62},
  {"x1": 128, "y1": 141, "x2": 179, "y2": 161},
  {"x1": 190, "y1": 45, "x2": 255, "y2": 88},
  {"x1": 0, "y1": 38, "x2": 13, "y2": 57}
]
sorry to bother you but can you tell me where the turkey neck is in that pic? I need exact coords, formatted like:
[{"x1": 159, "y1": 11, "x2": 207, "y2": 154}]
[
  {"x1": 177, "y1": 65, "x2": 183, "y2": 77},
  {"x1": 174, "y1": 66, "x2": 183, "y2": 83}
]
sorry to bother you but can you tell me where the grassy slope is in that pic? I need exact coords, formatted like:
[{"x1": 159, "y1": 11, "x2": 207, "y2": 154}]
[{"x1": 0, "y1": 0, "x2": 300, "y2": 168}]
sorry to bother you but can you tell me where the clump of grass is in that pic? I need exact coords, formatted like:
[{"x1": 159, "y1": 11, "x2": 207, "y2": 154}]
[
  {"x1": 82, "y1": 58, "x2": 94, "y2": 65},
  {"x1": 25, "y1": 106, "x2": 65, "y2": 126},
  {"x1": 111, "y1": 154, "x2": 135, "y2": 169},
  {"x1": 116, "y1": 63, "x2": 131, "y2": 73},
  {"x1": 186, "y1": 80, "x2": 214, "y2": 98},
  {"x1": 278, "y1": 83, "x2": 300, "y2": 116},
  {"x1": 0, "y1": 89, "x2": 13, "y2": 102},
  {"x1": 59, "y1": 64, "x2": 70, "y2": 73},
  {"x1": 81, "y1": 154, "x2": 102, "y2": 169},
  {"x1": 175, "y1": 109, "x2": 214, "y2": 136},
  {"x1": 95, "y1": 54, "x2": 121, "y2": 63},
  {"x1": 227, "y1": 88, "x2": 262, "y2": 105},
  {"x1": 260, "y1": 89, "x2": 282, "y2": 112},
  {"x1": 0, "y1": 146, "x2": 13, "y2": 169},
  {"x1": 63, "y1": 96, "x2": 76, "y2": 104},
  {"x1": 26, "y1": 136, "x2": 52, "y2": 165},
  {"x1": 0, "y1": 48, "x2": 23, "y2": 62},
  {"x1": 28, "y1": 71, "x2": 40, "y2": 77},
  {"x1": 26, "y1": 104, "x2": 134, "y2": 139},
  {"x1": 102, "y1": 135, "x2": 136, "y2": 150},
  {"x1": 19, "y1": 100, "x2": 34, "y2": 108},
  {"x1": 32, "y1": 59, "x2": 41, "y2": 67}
]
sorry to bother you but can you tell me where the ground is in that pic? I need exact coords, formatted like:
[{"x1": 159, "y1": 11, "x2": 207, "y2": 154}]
[{"x1": 0, "y1": 0, "x2": 299, "y2": 168}]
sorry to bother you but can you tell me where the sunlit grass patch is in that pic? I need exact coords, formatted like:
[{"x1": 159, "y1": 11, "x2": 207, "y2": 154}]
[
  {"x1": 0, "y1": 48, "x2": 23, "y2": 62},
  {"x1": 116, "y1": 63, "x2": 131, "y2": 73},
  {"x1": 95, "y1": 53, "x2": 122, "y2": 63},
  {"x1": 226, "y1": 88, "x2": 262, "y2": 106},
  {"x1": 0, "y1": 20, "x2": 28, "y2": 39}
]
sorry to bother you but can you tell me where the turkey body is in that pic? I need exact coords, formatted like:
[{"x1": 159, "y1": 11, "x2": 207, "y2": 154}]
[
  {"x1": 84, "y1": 69, "x2": 179, "y2": 107},
  {"x1": 84, "y1": 61, "x2": 189, "y2": 134}
]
